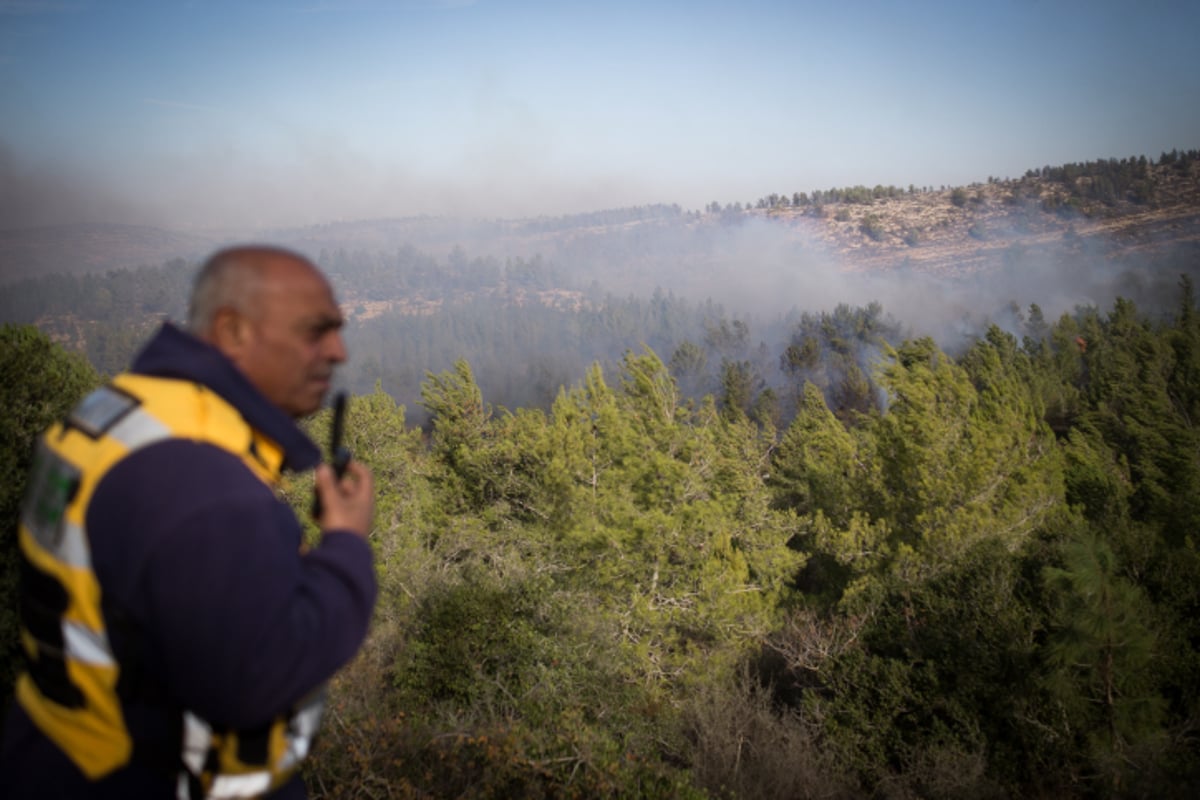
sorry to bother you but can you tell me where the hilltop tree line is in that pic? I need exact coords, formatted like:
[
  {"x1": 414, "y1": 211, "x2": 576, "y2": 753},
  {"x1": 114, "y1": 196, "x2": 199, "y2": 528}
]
[
  {"x1": 1028, "y1": 149, "x2": 1200, "y2": 208},
  {"x1": 4, "y1": 277, "x2": 1200, "y2": 797},
  {"x1": 729, "y1": 149, "x2": 1200, "y2": 217}
]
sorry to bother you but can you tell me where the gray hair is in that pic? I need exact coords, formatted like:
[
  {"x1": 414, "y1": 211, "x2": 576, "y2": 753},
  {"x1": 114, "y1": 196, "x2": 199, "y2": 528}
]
[{"x1": 187, "y1": 245, "x2": 308, "y2": 333}]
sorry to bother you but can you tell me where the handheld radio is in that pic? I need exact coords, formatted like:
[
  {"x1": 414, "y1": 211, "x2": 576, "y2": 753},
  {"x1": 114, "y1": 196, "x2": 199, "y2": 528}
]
[{"x1": 312, "y1": 391, "x2": 351, "y2": 519}]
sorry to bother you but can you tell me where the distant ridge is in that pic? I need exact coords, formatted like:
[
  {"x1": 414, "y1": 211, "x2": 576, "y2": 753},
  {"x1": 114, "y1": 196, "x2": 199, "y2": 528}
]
[
  {"x1": 752, "y1": 157, "x2": 1200, "y2": 278},
  {"x1": 2, "y1": 152, "x2": 1197, "y2": 286},
  {"x1": 0, "y1": 223, "x2": 219, "y2": 285}
]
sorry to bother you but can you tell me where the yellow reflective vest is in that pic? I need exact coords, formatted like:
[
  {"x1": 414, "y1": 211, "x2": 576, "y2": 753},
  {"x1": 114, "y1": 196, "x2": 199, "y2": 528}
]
[{"x1": 17, "y1": 373, "x2": 325, "y2": 798}]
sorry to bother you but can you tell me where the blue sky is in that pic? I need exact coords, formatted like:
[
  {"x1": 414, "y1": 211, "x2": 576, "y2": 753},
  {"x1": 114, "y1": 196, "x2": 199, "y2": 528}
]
[{"x1": 1, "y1": 0, "x2": 1196, "y2": 230}]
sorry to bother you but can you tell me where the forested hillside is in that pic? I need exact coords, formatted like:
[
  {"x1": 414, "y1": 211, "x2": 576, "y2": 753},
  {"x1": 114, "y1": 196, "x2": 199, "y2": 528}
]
[
  {"x1": 2, "y1": 150, "x2": 1200, "y2": 797},
  {"x1": 2, "y1": 152, "x2": 1199, "y2": 428},
  {"x1": 294, "y1": 286, "x2": 1200, "y2": 797},
  {"x1": 5, "y1": 283, "x2": 1200, "y2": 796}
]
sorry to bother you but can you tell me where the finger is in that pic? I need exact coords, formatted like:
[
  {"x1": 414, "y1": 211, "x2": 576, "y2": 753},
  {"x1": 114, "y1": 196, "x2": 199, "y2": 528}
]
[
  {"x1": 340, "y1": 460, "x2": 369, "y2": 488},
  {"x1": 314, "y1": 462, "x2": 333, "y2": 490}
]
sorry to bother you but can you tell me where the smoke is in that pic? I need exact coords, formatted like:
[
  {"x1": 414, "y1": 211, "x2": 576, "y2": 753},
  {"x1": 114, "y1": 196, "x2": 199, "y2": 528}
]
[
  {"x1": 540, "y1": 204, "x2": 1200, "y2": 358},
  {"x1": 0, "y1": 140, "x2": 147, "y2": 230},
  {"x1": 1, "y1": 96, "x2": 674, "y2": 233},
  {"x1": 4, "y1": 123, "x2": 1196, "y2": 354}
]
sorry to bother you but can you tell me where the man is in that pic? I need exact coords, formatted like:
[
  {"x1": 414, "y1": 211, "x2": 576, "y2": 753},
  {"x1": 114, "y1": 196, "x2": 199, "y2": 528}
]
[{"x1": 0, "y1": 246, "x2": 377, "y2": 798}]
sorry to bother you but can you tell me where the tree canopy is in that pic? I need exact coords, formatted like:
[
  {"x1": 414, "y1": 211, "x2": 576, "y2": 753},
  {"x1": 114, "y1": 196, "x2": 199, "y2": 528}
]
[{"x1": 4, "y1": 265, "x2": 1200, "y2": 796}]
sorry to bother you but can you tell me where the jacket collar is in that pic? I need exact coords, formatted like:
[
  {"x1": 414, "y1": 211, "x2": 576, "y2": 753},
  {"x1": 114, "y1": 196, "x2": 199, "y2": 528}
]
[{"x1": 130, "y1": 323, "x2": 322, "y2": 472}]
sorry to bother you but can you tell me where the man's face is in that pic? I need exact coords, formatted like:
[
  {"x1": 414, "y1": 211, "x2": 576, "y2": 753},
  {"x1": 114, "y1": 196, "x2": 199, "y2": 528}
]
[{"x1": 231, "y1": 259, "x2": 346, "y2": 418}]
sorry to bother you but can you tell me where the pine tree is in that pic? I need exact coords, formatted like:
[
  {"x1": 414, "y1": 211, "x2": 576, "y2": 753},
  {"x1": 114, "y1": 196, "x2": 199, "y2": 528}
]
[
  {"x1": 870, "y1": 334, "x2": 1062, "y2": 579},
  {"x1": 419, "y1": 358, "x2": 491, "y2": 510},
  {"x1": 771, "y1": 382, "x2": 859, "y2": 526},
  {"x1": 1041, "y1": 531, "x2": 1165, "y2": 791}
]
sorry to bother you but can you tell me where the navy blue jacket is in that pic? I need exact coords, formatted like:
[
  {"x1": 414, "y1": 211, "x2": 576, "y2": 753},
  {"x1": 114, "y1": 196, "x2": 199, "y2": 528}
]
[{"x1": 0, "y1": 323, "x2": 377, "y2": 798}]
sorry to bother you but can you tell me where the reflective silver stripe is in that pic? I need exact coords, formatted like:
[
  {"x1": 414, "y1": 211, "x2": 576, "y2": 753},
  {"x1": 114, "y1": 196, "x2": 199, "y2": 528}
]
[
  {"x1": 21, "y1": 512, "x2": 91, "y2": 568},
  {"x1": 208, "y1": 772, "x2": 272, "y2": 799},
  {"x1": 52, "y1": 520, "x2": 90, "y2": 568},
  {"x1": 105, "y1": 407, "x2": 172, "y2": 451},
  {"x1": 279, "y1": 689, "x2": 326, "y2": 771},
  {"x1": 181, "y1": 712, "x2": 276, "y2": 797},
  {"x1": 179, "y1": 689, "x2": 327, "y2": 795},
  {"x1": 180, "y1": 711, "x2": 212, "y2": 775},
  {"x1": 62, "y1": 621, "x2": 115, "y2": 667}
]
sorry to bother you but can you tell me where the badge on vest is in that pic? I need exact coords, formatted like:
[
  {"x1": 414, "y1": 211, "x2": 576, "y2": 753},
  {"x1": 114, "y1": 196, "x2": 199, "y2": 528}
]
[{"x1": 67, "y1": 385, "x2": 141, "y2": 439}]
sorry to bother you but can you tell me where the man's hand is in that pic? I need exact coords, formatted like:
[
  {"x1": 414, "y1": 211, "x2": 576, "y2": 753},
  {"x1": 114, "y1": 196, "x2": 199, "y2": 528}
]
[{"x1": 313, "y1": 460, "x2": 374, "y2": 539}]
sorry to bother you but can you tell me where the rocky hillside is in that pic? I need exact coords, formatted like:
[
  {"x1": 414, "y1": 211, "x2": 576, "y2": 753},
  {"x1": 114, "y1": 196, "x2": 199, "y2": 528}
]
[{"x1": 758, "y1": 156, "x2": 1200, "y2": 277}]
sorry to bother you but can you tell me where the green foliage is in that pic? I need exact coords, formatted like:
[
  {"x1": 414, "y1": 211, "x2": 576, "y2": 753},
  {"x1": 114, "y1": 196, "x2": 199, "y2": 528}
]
[
  {"x1": 1041, "y1": 530, "x2": 1167, "y2": 791},
  {"x1": 803, "y1": 184, "x2": 904, "y2": 206},
  {"x1": 1042, "y1": 151, "x2": 1199, "y2": 207},
  {"x1": 303, "y1": 347, "x2": 815, "y2": 797},
  {"x1": 793, "y1": 537, "x2": 1037, "y2": 797},
  {"x1": 392, "y1": 567, "x2": 554, "y2": 710},
  {"x1": 1061, "y1": 423, "x2": 1130, "y2": 525},
  {"x1": 305, "y1": 711, "x2": 706, "y2": 800},
  {"x1": 540, "y1": 352, "x2": 803, "y2": 686},
  {"x1": 771, "y1": 382, "x2": 858, "y2": 525},
  {"x1": 1080, "y1": 297, "x2": 1200, "y2": 533},
  {"x1": 1022, "y1": 304, "x2": 1088, "y2": 434},
  {"x1": 7, "y1": 161, "x2": 1200, "y2": 796},
  {"x1": 778, "y1": 302, "x2": 899, "y2": 422},
  {"x1": 758, "y1": 290, "x2": 1200, "y2": 796},
  {"x1": 863, "y1": 335, "x2": 1063, "y2": 581},
  {"x1": 668, "y1": 339, "x2": 709, "y2": 399},
  {"x1": 717, "y1": 359, "x2": 761, "y2": 421},
  {"x1": 14, "y1": 274, "x2": 1200, "y2": 795},
  {"x1": 305, "y1": 290, "x2": 1200, "y2": 794},
  {"x1": 0, "y1": 325, "x2": 99, "y2": 731},
  {"x1": 419, "y1": 358, "x2": 496, "y2": 513},
  {"x1": 858, "y1": 213, "x2": 886, "y2": 241}
]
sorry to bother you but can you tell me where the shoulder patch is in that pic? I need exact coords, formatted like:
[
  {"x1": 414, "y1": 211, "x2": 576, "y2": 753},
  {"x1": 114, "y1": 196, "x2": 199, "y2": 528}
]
[{"x1": 67, "y1": 385, "x2": 141, "y2": 439}]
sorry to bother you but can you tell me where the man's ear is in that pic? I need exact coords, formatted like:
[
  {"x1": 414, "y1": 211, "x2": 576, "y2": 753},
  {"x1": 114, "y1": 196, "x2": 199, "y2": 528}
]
[{"x1": 209, "y1": 307, "x2": 250, "y2": 356}]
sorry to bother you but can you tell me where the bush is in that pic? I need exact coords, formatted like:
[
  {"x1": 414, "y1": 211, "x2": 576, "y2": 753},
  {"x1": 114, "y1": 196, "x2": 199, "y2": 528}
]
[
  {"x1": 859, "y1": 214, "x2": 886, "y2": 242},
  {"x1": 0, "y1": 326, "x2": 98, "y2": 737},
  {"x1": 679, "y1": 669, "x2": 857, "y2": 800},
  {"x1": 306, "y1": 710, "x2": 704, "y2": 800},
  {"x1": 391, "y1": 569, "x2": 549, "y2": 709}
]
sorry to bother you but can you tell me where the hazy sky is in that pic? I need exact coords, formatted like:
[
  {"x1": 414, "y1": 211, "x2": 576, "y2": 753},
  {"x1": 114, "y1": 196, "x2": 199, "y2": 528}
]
[{"x1": 1, "y1": 0, "x2": 1197, "y2": 231}]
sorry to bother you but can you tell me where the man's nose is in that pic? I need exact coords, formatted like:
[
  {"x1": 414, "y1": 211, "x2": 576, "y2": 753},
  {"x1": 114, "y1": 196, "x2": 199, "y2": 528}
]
[{"x1": 325, "y1": 331, "x2": 348, "y2": 363}]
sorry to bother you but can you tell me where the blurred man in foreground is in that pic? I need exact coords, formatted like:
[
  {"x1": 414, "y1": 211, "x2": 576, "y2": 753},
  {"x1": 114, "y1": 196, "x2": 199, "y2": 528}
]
[{"x1": 0, "y1": 245, "x2": 376, "y2": 798}]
